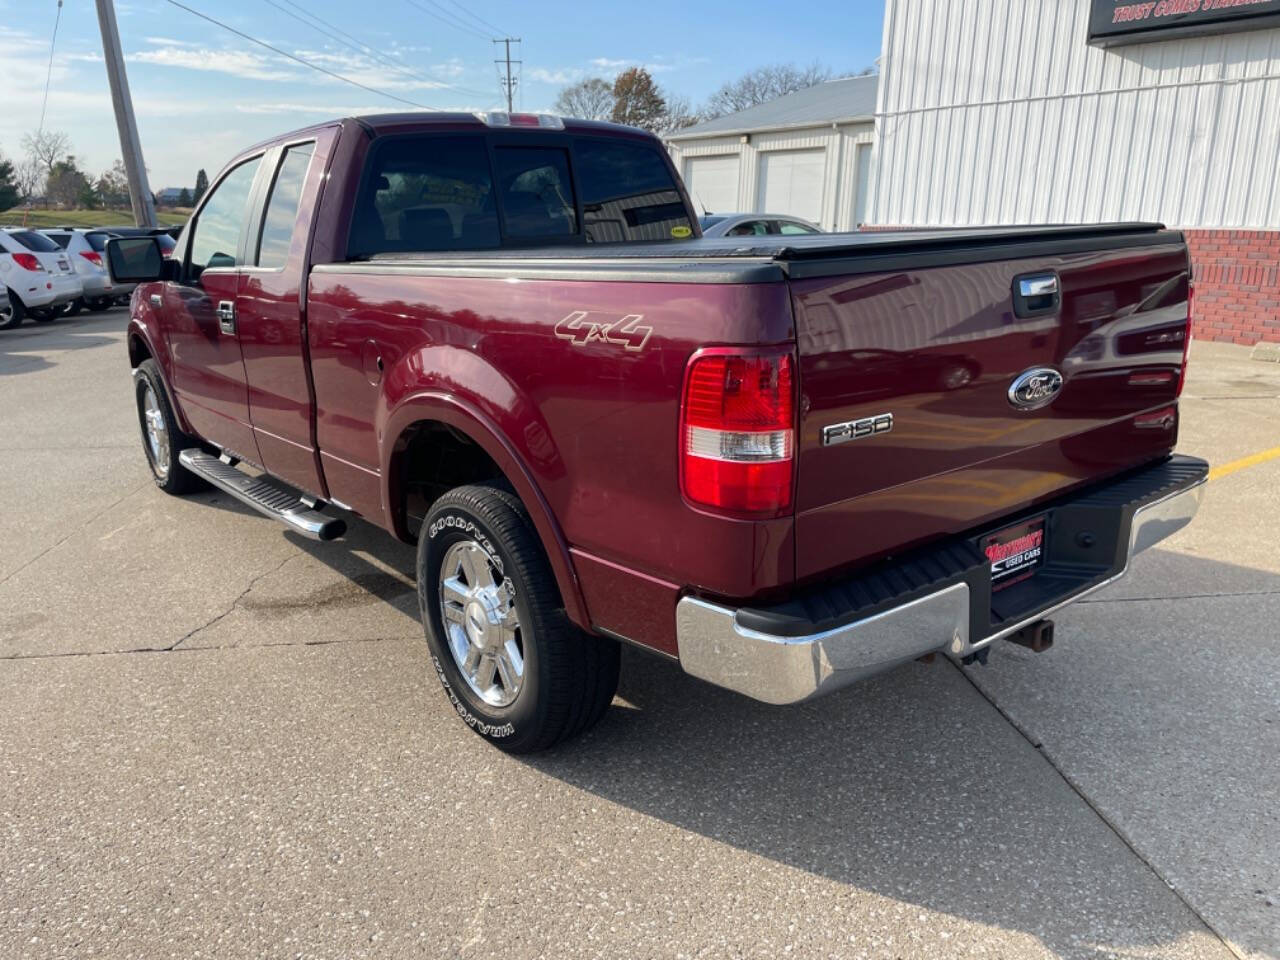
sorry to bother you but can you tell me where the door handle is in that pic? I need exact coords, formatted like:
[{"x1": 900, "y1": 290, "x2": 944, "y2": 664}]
[
  {"x1": 1013, "y1": 272, "x2": 1061, "y2": 318},
  {"x1": 149, "y1": 294, "x2": 162, "y2": 307},
  {"x1": 216, "y1": 300, "x2": 236, "y2": 335}
]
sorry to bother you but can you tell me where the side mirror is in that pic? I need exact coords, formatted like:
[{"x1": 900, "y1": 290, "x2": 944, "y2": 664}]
[{"x1": 105, "y1": 236, "x2": 176, "y2": 283}]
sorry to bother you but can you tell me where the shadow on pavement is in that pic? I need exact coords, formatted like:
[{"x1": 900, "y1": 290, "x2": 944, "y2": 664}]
[
  {"x1": 0, "y1": 310, "x2": 126, "y2": 376},
  {"x1": 269, "y1": 510, "x2": 1251, "y2": 957}
]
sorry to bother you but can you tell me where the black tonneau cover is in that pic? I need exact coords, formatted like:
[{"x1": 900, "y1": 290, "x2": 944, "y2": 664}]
[{"x1": 318, "y1": 223, "x2": 1183, "y2": 284}]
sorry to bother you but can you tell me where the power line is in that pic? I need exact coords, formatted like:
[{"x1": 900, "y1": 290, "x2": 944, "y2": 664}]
[
  {"x1": 163, "y1": 0, "x2": 438, "y2": 110},
  {"x1": 266, "y1": 0, "x2": 499, "y2": 101},
  {"x1": 402, "y1": 0, "x2": 492, "y2": 41},
  {"x1": 440, "y1": 0, "x2": 508, "y2": 37},
  {"x1": 493, "y1": 37, "x2": 520, "y2": 112},
  {"x1": 38, "y1": 0, "x2": 64, "y2": 135}
]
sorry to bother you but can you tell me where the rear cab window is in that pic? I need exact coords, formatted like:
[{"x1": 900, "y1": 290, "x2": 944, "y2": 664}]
[{"x1": 347, "y1": 129, "x2": 692, "y2": 258}]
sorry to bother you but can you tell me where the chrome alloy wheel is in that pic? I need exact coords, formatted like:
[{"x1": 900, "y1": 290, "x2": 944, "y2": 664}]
[
  {"x1": 438, "y1": 540, "x2": 524, "y2": 707},
  {"x1": 141, "y1": 384, "x2": 170, "y2": 478}
]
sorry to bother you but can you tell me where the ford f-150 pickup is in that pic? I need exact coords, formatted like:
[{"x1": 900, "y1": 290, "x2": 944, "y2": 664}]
[{"x1": 107, "y1": 111, "x2": 1208, "y2": 752}]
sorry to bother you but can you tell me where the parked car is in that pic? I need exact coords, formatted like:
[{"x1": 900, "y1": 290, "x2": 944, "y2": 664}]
[
  {"x1": 0, "y1": 228, "x2": 84, "y2": 329},
  {"x1": 699, "y1": 213, "x2": 822, "y2": 237},
  {"x1": 41, "y1": 228, "x2": 135, "y2": 313},
  {"x1": 107, "y1": 112, "x2": 1207, "y2": 753}
]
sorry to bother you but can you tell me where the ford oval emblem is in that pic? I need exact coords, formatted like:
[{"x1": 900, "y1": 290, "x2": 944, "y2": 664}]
[{"x1": 1008, "y1": 367, "x2": 1064, "y2": 411}]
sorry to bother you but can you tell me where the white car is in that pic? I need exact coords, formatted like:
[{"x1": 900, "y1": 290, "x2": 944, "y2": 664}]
[
  {"x1": 698, "y1": 213, "x2": 823, "y2": 238},
  {"x1": 41, "y1": 228, "x2": 134, "y2": 313},
  {"x1": 0, "y1": 228, "x2": 84, "y2": 329}
]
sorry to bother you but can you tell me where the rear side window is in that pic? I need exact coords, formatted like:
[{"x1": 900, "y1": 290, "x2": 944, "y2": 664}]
[
  {"x1": 574, "y1": 139, "x2": 692, "y2": 243},
  {"x1": 493, "y1": 147, "x2": 576, "y2": 240},
  {"x1": 85, "y1": 232, "x2": 111, "y2": 252},
  {"x1": 7, "y1": 230, "x2": 61, "y2": 253},
  {"x1": 256, "y1": 143, "x2": 314, "y2": 268},
  {"x1": 45, "y1": 232, "x2": 72, "y2": 249},
  {"x1": 350, "y1": 136, "x2": 499, "y2": 257}
]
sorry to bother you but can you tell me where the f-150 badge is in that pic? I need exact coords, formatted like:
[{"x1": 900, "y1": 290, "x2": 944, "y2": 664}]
[{"x1": 555, "y1": 311, "x2": 653, "y2": 352}]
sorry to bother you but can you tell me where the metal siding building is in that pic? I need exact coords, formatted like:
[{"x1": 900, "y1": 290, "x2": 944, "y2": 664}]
[
  {"x1": 871, "y1": 0, "x2": 1280, "y2": 345},
  {"x1": 666, "y1": 76, "x2": 878, "y2": 232}
]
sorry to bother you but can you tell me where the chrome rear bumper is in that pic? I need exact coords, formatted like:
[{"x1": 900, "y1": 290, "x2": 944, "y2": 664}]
[{"x1": 676, "y1": 457, "x2": 1207, "y2": 705}]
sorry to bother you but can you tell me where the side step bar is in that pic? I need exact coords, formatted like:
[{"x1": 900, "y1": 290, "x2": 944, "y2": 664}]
[{"x1": 178, "y1": 449, "x2": 346, "y2": 541}]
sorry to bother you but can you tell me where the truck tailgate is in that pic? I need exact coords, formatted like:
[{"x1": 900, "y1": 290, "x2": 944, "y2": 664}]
[{"x1": 787, "y1": 229, "x2": 1190, "y2": 581}]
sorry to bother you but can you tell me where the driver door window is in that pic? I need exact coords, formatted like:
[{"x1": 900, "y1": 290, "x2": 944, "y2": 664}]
[{"x1": 188, "y1": 159, "x2": 260, "y2": 279}]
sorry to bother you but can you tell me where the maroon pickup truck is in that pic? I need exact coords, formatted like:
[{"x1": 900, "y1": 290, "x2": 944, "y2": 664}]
[{"x1": 107, "y1": 112, "x2": 1207, "y2": 752}]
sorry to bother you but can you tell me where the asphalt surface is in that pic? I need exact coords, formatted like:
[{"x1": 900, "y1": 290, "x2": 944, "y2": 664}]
[{"x1": 1, "y1": 311, "x2": 1276, "y2": 960}]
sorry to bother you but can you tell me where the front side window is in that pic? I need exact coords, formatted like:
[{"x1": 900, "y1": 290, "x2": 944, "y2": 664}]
[
  {"x1": 189, "y1": 158, "x2": 260, "y2": 276},
  {"x1": 350, "y1": 136, "x2": 499, "y2": 257},
  {"x1": 574, "y1": 139, "x2": 692, "y2": 243},
  {"x1": 256, "y1": 143, "x2": 314, "y2": 268}
]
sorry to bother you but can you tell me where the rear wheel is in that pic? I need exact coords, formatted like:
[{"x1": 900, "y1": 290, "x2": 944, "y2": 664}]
[
  {"x1": 30, "y1": 307, "x2": 57, "y2": 323},
  {"x1": 134, "y1": 359, "x2": 202, "y2": 494},
  {"x1": 1, "y1": 292, "x2": 27, "y2": 330},
  {"x1": 418, "y1": 484, "x2": 619, "y2": 753},
  {"x1": 87, "y1": 297, "x2": 113, "y2": 312},
  {"x1": 60, "y1": 297, "x2": 84, "y2": 317}
]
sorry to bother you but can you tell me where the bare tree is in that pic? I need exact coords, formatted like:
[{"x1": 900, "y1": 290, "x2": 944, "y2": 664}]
[
  {"x1": 658, "y1": 94, "x2": 699, "y2": 135},
  {"x1": 554, "y1": 77, "x2": 615, "y2": 121},
  {"x1": 702, "y1": 63, "x2": 832, "y2": 120},
  {"x1": 21, "y1": 129, "x2": 72, "y2": 176},
  {"x1": 14, "y1": 157, "x2": 44, "y2": 202}
]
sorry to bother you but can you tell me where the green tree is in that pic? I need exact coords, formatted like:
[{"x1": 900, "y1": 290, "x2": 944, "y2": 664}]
[
  {"x1": 0, "y1": 153, "x2": 20, "y2": 211},
  {"x1": 46, "y1": 156, "x2": 90, "y2": 209},
  {"x1": 178, "y1": 187, "x2": 192, "y2": 207},
  {"x1": 611, "y1": 67, "x2": 667, "y2": 133},
  {"x1": 194, "y1": 168, "x2": 209, "y2": 203}
]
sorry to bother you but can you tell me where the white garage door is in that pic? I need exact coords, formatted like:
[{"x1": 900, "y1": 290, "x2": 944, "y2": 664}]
[
  {"x1": 757, "y1": 149, "x2": 826, "y2": 225},
  {"x1": 683, "y1": 155, "x2": 740, "y2": 215}
]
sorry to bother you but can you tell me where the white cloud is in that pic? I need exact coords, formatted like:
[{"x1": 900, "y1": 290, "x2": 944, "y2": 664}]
[
  {"x1": 129, "y1": 46, "x2": 300, "y2": 82},
  {"x1": 528, "y1": 67, "x2": 582, "y2": 85}
]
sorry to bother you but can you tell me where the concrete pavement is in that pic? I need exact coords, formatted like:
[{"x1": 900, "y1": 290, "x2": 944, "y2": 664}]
[{"x1": 1, "y1": 311, "x2": 1275, "y2": 959}]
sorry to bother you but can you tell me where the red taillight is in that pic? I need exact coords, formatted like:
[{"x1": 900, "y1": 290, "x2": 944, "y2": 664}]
[
  {"x1": 80, "y1": 250, "x2": 103, "y2": 266},
  {"x1": 1177, "y1": 280, "x2": 1194, "y2": 397},
  {"x1": 680, "y1": 348, "x2": 795, "y2": 516},
  {"x1": 12, "y1": 252, "x2": 42, "y2": 272}
]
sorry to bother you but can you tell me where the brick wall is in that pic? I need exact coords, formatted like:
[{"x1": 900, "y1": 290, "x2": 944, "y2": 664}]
[
  {"x1": 860, "y1": 225, "x2": 1280, "y2": 346},
  {"x1": 1184, "y1": 229, "x2": 1280, "y2": 346}
]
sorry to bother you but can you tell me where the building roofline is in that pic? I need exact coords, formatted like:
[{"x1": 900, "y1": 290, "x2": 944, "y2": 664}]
[{"x1": 666, "y1": 113, "x2": 875, "y2": 142}]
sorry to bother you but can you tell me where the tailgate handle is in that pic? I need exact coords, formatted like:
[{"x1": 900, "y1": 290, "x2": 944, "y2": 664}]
[{"x1": 1014, "y1": 272, "x2": 1060, "y2": 318}]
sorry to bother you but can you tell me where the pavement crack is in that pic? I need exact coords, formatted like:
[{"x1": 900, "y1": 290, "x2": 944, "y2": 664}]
[
  {"x1": 949, "y1": 658, "x2": 1247, "y2": 960},
  {"x1": 1081, "y1": 589, "x2": 1280, "y2": 604},
  {"x1": 167, "y1": 552, "x2": 300, "y2": 651},
  {"x1": 0, "y1": 635, "x2": 415, "y2": 662},
  {"x1": 0, "y1": 480, "x2": 150, "y2": 588}
]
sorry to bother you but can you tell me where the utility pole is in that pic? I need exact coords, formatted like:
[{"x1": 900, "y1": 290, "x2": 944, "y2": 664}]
[
  {"x1": 95, "y1": 0, "x2": 156, "y2": 227},
  {"x1": 493, "y1": 38, "x2": 521, "y2": 112}
]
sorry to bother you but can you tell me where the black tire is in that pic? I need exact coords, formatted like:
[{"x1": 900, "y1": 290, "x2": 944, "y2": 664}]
[
  {"x1": 30, "y1": 307, "x2": 56, "y2": 323},
  {"x1": 133, "y1": 359, "x2": 203, "y2": 494},
  {"x1": 87, "y1": 297, "x2": 112, "y2": 313},
  {"x1": 418, "y1": 484, "x2": 619, "y2": 753},
  {"x1": 1, "y1": 291, "x2": 26, "y2": 330},
  {"x1": 62, "y1": 297, "x2": 84, "y2": 317}
]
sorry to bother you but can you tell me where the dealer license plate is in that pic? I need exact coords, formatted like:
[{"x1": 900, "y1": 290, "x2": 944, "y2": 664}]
[{"x1": 981, "y1": 516, "x2": 1046, "y2": 590}]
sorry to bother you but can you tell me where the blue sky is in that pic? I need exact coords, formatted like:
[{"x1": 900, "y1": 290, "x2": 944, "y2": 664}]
[{"x1": 0, "y1": 0, "x2": 884, "y2": 190}]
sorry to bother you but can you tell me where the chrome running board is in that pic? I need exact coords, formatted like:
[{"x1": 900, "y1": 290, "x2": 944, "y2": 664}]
[{"x1": 179, "y1": 448, "x2": 346, "y2": 541}]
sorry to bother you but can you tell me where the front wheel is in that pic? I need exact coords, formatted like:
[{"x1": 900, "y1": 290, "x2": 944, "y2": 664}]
[
  {"x1": 418, "y1": 485, "x2": 619, "y2": 753},
  {"x1": 134, "y1": 359, "x2": 203, "y2": 494}
]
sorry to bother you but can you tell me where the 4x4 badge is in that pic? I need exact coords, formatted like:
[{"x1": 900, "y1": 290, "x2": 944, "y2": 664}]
[{"x1": 555, "y1": 311, "x2": 653, "y2": 352}]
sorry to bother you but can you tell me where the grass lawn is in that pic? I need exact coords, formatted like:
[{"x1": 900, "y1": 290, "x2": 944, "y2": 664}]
[{"x1": 1, "y1": 208, "x2": 190, "y2": 229}]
